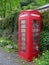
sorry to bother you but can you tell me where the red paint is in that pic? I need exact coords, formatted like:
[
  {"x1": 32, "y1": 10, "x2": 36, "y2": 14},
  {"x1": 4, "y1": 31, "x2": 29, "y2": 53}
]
[{"x1": 18, "y1": 10, "x2": 42, "y2": 61}]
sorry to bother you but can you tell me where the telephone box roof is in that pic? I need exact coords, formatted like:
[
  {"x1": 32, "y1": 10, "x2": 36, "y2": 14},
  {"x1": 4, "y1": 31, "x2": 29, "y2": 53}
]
[{"x1": 19, "y1": 10, "x2": 42, "y2": 16}]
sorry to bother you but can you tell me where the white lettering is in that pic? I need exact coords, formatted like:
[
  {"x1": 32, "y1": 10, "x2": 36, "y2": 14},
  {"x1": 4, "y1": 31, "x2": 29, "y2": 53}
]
[
  {"x1": 31, "y1": 14, "x2": 40, "y2": 17},
  {"x1": 20, "y1": 14, "x2": 28, "y2": 17}
]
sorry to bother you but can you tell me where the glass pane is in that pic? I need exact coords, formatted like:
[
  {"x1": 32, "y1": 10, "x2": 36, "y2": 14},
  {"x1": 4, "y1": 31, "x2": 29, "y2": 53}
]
[
  {"x1": 33, "y1": 20, "x2": 39, "y2": 29},
  {"x1": 21, "y1": 42, "x2": 26, "y2": 52},
  {"x1": 33, "y1": 29, "x2": 38, "y2": 32},
  {"x1": 33, "y1": 36, "x2": 39, "y2": 42},
  {"x1": 21, "y1": 37, "x2": 25, "y2": 41},
  {"x1": 20, "y1": 20, "x2": 26, "y2": 52},
  {"x1": 33, "y1": 20, "x2": 38, "y2": 24},
  {"x1": 21, "y1": 42, "x2": 26, "y2": 46},
  {"x1": 33, "y1": 24, "x2": 39, "y2": 29},
  {"x1": 21, "y1": 28, "x2": 26, "y2": 32},
  {"x1": 33, "y1": 33, "x2": 39, "y2": 36},
  {"x1": 21, "y1": 33, "x2": 25, "y2": 37},
  {"x1": 21, "y1": 41, "x2": 26, "y2": 52},
  {"x1": 21, "y1": 20, "x2": 26, "y2": 24},
  {"x1": 21, "y1": 25, "x2": 26, "y2": 28}
]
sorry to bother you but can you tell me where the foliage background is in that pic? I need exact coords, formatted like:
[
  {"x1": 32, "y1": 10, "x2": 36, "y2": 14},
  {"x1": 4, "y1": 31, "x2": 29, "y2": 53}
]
[{"x1": 0, "y1": 0, "x2": 49, "y2": 65}]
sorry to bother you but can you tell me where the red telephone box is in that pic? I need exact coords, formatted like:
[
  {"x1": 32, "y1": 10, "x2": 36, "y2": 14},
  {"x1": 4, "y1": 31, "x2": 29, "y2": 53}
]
[{"x1": 18, "y1": 10, "x2": 42, "y2": 61}]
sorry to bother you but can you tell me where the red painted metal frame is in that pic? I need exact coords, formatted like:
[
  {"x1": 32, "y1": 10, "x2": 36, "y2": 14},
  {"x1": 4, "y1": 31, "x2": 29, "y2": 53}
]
[{"x1": 18, "y1": 10, "x2": 42, "y2": 61}]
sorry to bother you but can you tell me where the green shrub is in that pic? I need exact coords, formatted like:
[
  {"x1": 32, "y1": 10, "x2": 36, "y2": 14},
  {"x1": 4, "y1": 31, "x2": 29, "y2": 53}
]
[
  {"x1": 34, "y1": 51, "x2": 49, "y2": 65},
  {"x1": 0, "y1": 38, "x2": 11, "y2": 47},
  {"x1": 11, "y1": 43, "x2": 18, "y2": 51},
  {"x1": 42, "y1": 10, "x2": 49, "y2": 30},
  {"x1": 0, "y1": 29, "x2": 3, "y2": 37},
  {"x1": 40, "y1": 30, "x2": 49, "y2": 51},
  {"x1": 39, "y1": 10, "x2": 49, "y2": 52},
  {"x1": 0, "y1": 37, "x2": 18, "y2": 51}
]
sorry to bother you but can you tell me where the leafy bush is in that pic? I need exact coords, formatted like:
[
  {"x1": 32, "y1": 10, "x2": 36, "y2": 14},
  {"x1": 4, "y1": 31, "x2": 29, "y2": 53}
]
[
  {"x1": 0, "y1": 38, "x2": 10, "y2": 47},
  {"x1": 42, "y1": 10, "x2": 49, "y2": 30},
  {"x1": 11, "y1": 42, "x2": 18, "y2": 51},
  {"x1": 40, "y1": 30, "x2": 49, "y2": 51},
  {"x1": 39, "y1": 10, "x2": 49, "y2": 52},
  {"x1": 0, "y1": 37, "x2": 18, "y2": 51},
  {"x1": 0, "y1": 29, "x2": 3, "y2": 37},
  {"x1": 34, "y1": 51, "x2": 49, "y2": 65},
  {"x1": 22, "y1": 2, "x2": 38, "y2": 10}
]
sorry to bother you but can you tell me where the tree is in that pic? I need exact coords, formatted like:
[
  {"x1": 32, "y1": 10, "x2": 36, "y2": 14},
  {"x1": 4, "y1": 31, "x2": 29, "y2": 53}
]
[
  {"x1": 3, "y1": 0, "x2": 6, "y2": 17},
  {"x1": 0, "y1": 0, "x2": 20, "y2": 17}
]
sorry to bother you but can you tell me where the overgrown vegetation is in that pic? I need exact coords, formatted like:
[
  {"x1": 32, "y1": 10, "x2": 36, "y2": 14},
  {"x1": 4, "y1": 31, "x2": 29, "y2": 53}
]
[
  {"x1": 0, "y1": 0, "x2": 49, "y2": 33},
  {"x1": 0, "y1": 0, "x2": 49, "y2": 65},
  {"x1": 34, "y1": 51, "x2": 49, "y2": 65},
  {"x1": 40, "y1": 30, "x2": 49, "y2": 51},
  {"x1": 39, "y1": 10, "x2": 49, "y2": 52},
  {"x1": 0, "y1": 37, "x2": 18, "y2": 52},
  {"x1": 42, "y1": 10, "x2": 49, "y2": 30}
]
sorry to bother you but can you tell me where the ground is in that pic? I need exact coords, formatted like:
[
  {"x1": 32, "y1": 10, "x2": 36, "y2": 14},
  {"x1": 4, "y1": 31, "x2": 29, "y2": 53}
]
[{"x1": 0, "y1": 48, "x2": 34, "y2": 65}]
